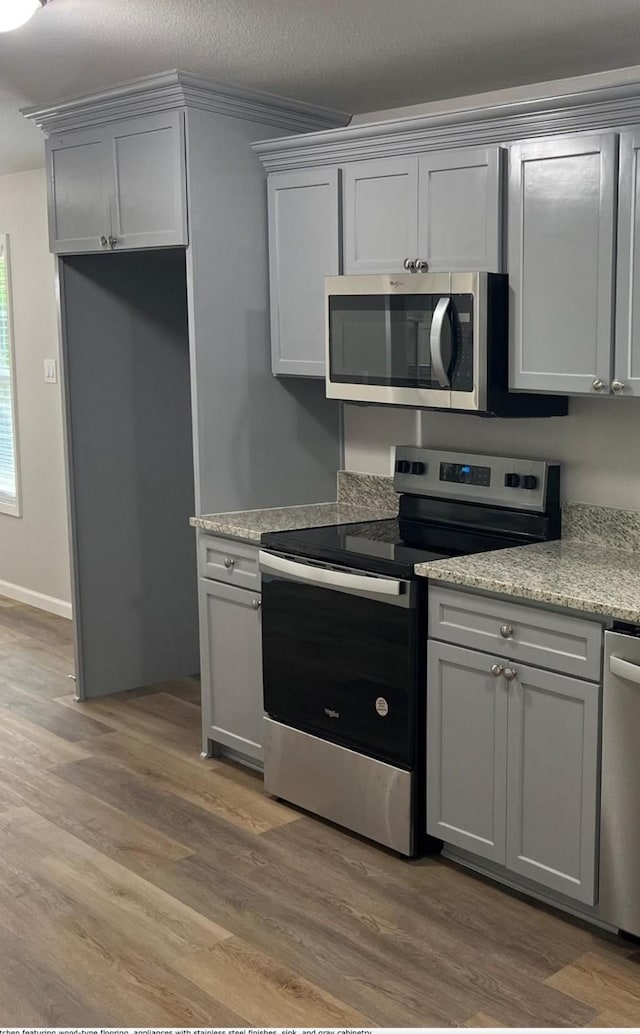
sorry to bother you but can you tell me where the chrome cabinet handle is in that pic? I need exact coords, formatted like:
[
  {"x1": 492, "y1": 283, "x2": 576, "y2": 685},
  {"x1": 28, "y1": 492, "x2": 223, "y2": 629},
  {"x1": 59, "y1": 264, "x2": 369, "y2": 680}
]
[
  {"x1": 108, "y1": 236, "x2": 118, "y2": 249},
  {"x1": 251, "y1": 598, "x2": 261, "y2": 610},
  {"x1": 612, "y1": 379, "x2": 626, "y2": 394},
  {"x1": 504, "y1": 668, "x2": 518, "y2": 682},
  {"x1": 403, "y1": 258, "x2": 415, "y2": 272},
  {"x1": 592, "y1": 378, "x2": 607, "y2": 392},
  {"x1": 223, "y1": 556, "x2": 235, "y2": 569},
  {"x1": 490, "y1": 664, "x2": 504, "y2": 677},
  {"x1": 99, "y1": 235, "x2": 109, "y2": 248},
  {"x1": 500, "y1": 624, "x2": 513, "y2": 639},
  {"x1": 415, "y1": 258, "x2": 428, "y2": 271}
]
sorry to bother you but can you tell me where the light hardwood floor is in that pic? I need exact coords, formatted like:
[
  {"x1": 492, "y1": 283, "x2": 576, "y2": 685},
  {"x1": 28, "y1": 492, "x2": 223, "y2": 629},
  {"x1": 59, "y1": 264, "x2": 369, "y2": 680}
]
[{"x1": 1, "y1": 595, "x2": 639, "y2": 1027}]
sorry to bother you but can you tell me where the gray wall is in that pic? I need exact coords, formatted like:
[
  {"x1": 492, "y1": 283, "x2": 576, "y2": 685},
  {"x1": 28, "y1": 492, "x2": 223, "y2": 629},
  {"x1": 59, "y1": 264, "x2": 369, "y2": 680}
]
[{"x1": 0, "y1": 168, "x2": 71, "y2": 614}]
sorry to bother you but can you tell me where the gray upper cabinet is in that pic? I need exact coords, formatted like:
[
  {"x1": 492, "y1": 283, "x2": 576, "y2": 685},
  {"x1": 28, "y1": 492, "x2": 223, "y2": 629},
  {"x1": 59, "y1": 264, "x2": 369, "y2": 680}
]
[
  {"x1": 427, "y1": 640, "x2": 508, "y2": 863},
  {"x1": 343, "y1": 147, "x2": 503, "y2": 275},
  {"x1": 268, "y1": 167, "x2": 341, "y2": 376},
  {"x1": 109, "y1": 111, "x2": 188, "y2": 251},
  {"x1": 417, "y1": 146, "x2": 503, "y2": 272},
  {"x1": 46, "y1": 127, "x2": 111, "y2": 254},
  {"x1": 199, "y1": 576, "x2": 263, "y2": 763},
  {"x1": 343, "y1": 156, "x2": 419, "y2": 273},
  {"x1": 615, "y1": 127, "x2": 640, "y2": 397},
  {"x1": 47, "y1": 111, "x2": 188, "y2": 254},
  {"x1": 505, "y1": 663, "x2": 600, "y2": 905},
  {"x1": 508, "y1": 133, "x2": 617, "y2": 396}
]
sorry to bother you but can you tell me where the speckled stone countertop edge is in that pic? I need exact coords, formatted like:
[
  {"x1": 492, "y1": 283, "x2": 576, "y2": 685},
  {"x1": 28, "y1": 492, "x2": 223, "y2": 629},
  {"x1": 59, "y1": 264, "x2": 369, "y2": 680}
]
[{"x1": 190, "y1": 500, "x2": 397, "y2": 544}]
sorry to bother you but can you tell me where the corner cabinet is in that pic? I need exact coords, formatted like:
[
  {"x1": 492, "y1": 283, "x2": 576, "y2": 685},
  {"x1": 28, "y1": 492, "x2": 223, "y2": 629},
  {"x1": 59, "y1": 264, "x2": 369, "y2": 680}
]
[
  {"x1": 267, "y1": 167, "x2": 341, "y2": 376},
  {"x1": 343, "y1": 146, "x2": 504, "y2": 275},
  {"x1": 47, "y1": 110, "x2": 188, "y2": 254},
  {"x1": 427, "y1": 589, "x2": 602, "y2": 907}
]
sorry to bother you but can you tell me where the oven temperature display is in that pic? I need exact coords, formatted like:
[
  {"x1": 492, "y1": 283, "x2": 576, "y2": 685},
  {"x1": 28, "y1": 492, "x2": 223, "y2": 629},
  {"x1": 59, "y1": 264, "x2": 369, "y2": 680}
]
[{"x1": 440, "y1": 462, "x2": 491, "y2": 486}]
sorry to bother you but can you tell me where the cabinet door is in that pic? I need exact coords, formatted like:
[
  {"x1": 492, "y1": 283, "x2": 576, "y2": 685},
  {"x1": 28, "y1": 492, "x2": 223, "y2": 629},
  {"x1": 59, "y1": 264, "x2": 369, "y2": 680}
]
[
  {"x1": 268, "y1": 167, "x2": 340, "y2": 376},
  {"x1": 505, "y1": 663, "x2": 600, "y2": 905},
  {"x1": 343, "y1": 156, "x2": 418, "y2": 273},
  {"x1": 427, "y1": 641, "x2": 508, "y2": 863},
  {"x1": 418, "y1": 146, "x2": 503, "y2": 272},
  {"x1": 47, "y1": 129, "x2": 111, "y2": 254},
  {"x1": 508, "y1": 134, "x2": 617, "y2": 395},
  {"x1": 615, "y1": 128, "x2": 640, "y2": 396},
  {"x1": 108, "y1": 111, "x2": 188, "y2": 250},
  {"x1": 199, "y1": 578, "x2": 263, "y2": 762}
]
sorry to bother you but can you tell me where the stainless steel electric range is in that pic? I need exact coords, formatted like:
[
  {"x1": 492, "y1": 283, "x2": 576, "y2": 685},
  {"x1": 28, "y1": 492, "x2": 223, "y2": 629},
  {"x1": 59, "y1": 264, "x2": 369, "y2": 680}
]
[{"x1": 258, "y1": 447, "x2": 561, "y2": 856}]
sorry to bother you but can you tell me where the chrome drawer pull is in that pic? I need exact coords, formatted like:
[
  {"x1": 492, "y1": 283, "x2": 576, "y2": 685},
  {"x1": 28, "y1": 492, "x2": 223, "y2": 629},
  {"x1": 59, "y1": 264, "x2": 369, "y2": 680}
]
[
  {"x1": 500, "y1": 624, "x2": 513, "y2": 638},
  {"x1": 223, "y1": 556, "x2": 235, "y2": 569},
  {"x1": 504, "y1": 668, "x2": 518, "y2": 682},
  {"x1": 490, "y1": 664, "x2": 504, "y2": 677}
]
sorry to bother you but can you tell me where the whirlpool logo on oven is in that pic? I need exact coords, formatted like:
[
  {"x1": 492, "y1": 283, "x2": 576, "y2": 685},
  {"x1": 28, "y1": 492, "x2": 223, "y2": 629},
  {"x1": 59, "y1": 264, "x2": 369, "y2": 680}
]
[{"x1": 324, "y1": 707, "x2": 340, "y2": 719}]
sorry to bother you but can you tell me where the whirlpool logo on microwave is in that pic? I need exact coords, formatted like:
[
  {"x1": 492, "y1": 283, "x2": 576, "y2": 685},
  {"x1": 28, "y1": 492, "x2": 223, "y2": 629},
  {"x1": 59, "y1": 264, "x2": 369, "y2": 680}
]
[{"x1": 324, "y1": 707, "x2": 340, "y2": 719}]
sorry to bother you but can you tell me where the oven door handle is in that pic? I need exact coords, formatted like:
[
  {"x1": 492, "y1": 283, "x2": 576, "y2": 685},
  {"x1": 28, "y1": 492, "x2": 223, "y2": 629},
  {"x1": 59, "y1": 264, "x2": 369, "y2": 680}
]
[
  {"x1": 430, "y1": 296, "x2": 452, "y2": 388},
  {"x1": 258, "y1": 550, "x2": 403, "y2": 597}
]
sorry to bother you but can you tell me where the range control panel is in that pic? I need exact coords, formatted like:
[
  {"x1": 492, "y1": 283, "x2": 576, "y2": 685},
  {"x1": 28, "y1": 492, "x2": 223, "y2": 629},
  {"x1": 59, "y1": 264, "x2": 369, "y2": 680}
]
[{"x1": 393, "y1": 446, "x2": 559, "y2": 512}]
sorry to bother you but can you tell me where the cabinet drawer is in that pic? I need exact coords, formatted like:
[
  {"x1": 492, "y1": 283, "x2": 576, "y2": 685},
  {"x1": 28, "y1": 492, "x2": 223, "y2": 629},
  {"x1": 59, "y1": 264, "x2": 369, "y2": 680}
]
[
  {"x1": 428, "y1": 586, "x2": 602, "y2": 681},
  {"x1": 198, "y1": 534, "x2": 260, "y2": 590}
]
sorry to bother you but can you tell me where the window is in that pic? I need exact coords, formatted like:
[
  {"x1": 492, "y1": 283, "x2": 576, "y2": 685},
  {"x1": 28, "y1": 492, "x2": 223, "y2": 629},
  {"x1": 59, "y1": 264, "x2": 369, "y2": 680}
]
[{"x1": 0, "y1": 234, "x2": 20, "y2": 516}]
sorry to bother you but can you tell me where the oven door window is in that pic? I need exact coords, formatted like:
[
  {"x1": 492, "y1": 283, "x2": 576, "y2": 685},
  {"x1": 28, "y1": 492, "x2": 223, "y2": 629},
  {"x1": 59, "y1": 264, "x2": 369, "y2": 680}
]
[
  {"x1": 261, "y1": 577, "x2": 417, "y2": 768},
  {"x1": 329, "y1": 293, "x2": 473, "y2": 391}
]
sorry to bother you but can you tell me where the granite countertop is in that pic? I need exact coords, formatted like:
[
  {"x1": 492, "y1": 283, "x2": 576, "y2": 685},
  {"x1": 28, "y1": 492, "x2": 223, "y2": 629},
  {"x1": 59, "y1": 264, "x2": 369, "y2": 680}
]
[
  {"x1": 190, "y1": 501, "x2": 397, "y2": 543},
  {"x1": 416, "y1": 538, "x2": 640, "y2": 623}
]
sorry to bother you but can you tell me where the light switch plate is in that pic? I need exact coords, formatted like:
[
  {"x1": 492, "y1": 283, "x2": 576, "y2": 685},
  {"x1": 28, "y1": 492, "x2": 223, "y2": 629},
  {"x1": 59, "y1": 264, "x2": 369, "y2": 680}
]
[{"x1": 44, "y1": 358, "x2": 57, "y2": 384}]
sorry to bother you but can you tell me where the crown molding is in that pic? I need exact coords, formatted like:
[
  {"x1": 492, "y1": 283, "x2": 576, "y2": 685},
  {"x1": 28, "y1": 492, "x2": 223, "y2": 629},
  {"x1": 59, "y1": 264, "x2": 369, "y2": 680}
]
[
  {"x1": 253, "y1": 79, "x2": 640, "y2": 171},
  {"x1": 22, "y1": 70, "x2": 351, "y2": 136}
]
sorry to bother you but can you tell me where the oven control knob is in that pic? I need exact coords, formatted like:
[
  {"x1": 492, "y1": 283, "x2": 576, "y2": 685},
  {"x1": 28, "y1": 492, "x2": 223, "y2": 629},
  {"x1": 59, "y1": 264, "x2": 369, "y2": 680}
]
[
  {"x1": 504, "y1": 473, "x2": 520, "y2": 488},
  {"x1": 410, "y1": 461, "x2": 426, "y2": 475},
  {"x1": 395, "y1": 459, "x2": 411, "y2": 474},
  {"x1": 522, "y1": 475, "x2": 538, "y2": 490}
]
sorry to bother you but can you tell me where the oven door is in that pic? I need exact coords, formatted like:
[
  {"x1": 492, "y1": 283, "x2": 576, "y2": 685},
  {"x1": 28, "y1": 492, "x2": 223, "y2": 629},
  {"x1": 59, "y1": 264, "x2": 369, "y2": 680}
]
[
  {"x1": 259, "y1": 550, "x2": 418, "y2": 768},
  {"x1": 325, "y1": 273, "x2": 478, "y2": 409}
]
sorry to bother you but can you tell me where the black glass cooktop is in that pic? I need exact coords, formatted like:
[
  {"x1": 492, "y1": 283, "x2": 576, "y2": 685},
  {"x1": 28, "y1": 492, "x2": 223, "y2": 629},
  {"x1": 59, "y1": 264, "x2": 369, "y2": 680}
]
[{"x1": 261, "y1": 517, "x2": 519, "y2": 579}]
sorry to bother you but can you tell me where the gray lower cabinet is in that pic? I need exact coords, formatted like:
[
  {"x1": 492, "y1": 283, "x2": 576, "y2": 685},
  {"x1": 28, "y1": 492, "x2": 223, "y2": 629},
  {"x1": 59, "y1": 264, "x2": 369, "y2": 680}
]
[
  {"x1": 427, "y1": 617, "x2": 601, "y2": 905},
  {"x1": 47, "y1": 110, "x2": 188, "y2": 254},
  {"x1": 427, "y1": 640, "x2": 508, "y2": 863},
  {"x1": 505, "y1": 661, "x2": 600, "y2": 905},
  {"x1": 267, "y1": 166, "x2": 341, "y2": 376},
  {"x1": 199, "y1": 576, "x2": 263, "y2": 764},
  {"x1": 508, "y1": 133, "x2": 617, "y2": 396}
]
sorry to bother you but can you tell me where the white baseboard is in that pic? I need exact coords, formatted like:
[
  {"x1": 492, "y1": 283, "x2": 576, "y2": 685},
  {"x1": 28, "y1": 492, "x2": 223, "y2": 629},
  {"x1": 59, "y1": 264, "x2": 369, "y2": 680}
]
[{"x1": 0, "y1": 579, "x2": 72, "y2": 620}]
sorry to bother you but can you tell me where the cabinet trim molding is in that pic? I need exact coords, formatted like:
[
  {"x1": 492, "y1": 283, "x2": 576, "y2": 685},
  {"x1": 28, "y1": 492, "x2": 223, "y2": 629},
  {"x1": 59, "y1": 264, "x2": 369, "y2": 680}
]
[
  {"x1": 23, "y1": 70, "x2": 350, "y2": 136},
  {"x1": 254, "y1": 80, "x2": 640, "y2": 171}
]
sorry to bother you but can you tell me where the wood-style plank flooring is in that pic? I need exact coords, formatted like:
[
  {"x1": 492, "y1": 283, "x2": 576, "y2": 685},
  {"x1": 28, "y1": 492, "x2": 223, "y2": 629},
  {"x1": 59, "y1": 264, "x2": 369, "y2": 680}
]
[{"x1": 1, "y1": 595, "x2": 639, "y2": 1027}]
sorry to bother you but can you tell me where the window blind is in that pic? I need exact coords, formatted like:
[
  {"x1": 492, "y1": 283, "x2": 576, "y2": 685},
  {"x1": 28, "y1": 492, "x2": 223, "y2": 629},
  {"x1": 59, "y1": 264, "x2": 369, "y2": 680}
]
[{"x1": 0, "y1": 236, "x2": 18, "y2": 509}]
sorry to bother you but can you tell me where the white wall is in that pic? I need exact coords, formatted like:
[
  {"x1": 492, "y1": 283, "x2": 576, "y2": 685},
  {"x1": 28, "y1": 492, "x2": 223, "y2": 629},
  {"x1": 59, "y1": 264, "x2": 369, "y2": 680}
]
[
  {"x1": 0, "y1": 169, "x2": 71, "y2": 614},
  {"x1": 343, "y1": 399, "x2": 640, "y2": 509},
  {"x1": 352, "y1": 64, "x2": 640, "y2": 124}
]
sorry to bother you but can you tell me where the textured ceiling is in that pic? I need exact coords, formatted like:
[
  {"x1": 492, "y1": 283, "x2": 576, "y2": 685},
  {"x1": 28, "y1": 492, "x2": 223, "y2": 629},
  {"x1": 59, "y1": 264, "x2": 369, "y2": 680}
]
[{"x1": 2, "y1": 0, "x2": 640, "y2": 174}]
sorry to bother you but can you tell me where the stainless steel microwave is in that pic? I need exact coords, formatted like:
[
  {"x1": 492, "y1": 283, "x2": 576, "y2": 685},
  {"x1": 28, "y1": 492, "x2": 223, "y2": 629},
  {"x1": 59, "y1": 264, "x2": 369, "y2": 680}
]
[{"x1": 324, "y1": 271, "x2": 567, "y2": 418}]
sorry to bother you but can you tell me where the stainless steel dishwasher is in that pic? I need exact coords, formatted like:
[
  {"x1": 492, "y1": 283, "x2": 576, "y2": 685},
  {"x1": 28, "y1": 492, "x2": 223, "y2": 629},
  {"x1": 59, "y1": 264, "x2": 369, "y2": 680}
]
[{"x1": 599, "y1": 627, "x2": 640, "y2": 938}]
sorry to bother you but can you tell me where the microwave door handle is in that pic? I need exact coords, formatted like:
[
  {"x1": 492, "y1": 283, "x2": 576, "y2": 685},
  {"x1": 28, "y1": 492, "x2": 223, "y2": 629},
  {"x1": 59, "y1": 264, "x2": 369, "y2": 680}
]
[{"x1": 430, "y1": 296, "x2": 452, "y2": 388}]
